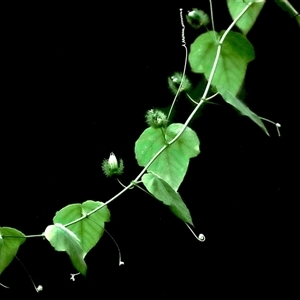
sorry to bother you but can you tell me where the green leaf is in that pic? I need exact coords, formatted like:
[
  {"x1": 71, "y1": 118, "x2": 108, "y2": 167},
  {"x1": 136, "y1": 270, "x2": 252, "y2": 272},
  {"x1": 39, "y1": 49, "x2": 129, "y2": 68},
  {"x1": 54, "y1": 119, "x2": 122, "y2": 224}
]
[
  {"x1": 217, "y1": 86, "x2": 269, "y2": 136},
  {"x1": 227, "y1": 0, "x2": 265, "y2": 35},
  {"x1": 53, "y1": 200, "x2": 110, "y2": 257},
  {"x1": 142, "y1": 172, "x2": 193, "y2": 225},
  {"x1": 135, "y1": 123, "x2": 200, "y2": 191},
  {"x1": 0, "y1": 227, "x2": 26, "y2": 275},
  {"x1": 189, "y1": 30, "x2": 255, "y2": 96},
  {"x1": 44, "y1": 223, "x2": 87, "y2": 276}
]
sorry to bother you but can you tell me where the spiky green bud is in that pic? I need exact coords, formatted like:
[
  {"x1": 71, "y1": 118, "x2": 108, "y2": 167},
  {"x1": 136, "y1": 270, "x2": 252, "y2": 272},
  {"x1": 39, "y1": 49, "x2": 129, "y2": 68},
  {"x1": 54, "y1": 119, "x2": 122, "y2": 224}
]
[
  {"x1": 145, "y1": 109, "x2": 168, "y2": 129},
  {"x1": 168, "y1": 72, "x2": 192, "y2": 95},
  {"x1": 102, "y1": 153, "x2": 124, "y2": 177},
  {"x1": 186, "y1": 8, "x2": 210, "y2": 29}
]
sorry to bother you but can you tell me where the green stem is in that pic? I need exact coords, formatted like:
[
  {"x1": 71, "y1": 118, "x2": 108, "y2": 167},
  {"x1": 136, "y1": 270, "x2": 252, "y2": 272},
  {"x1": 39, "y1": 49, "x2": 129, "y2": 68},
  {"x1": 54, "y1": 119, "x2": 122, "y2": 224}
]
[
  {"x1": 133, "y1": 183, "x2": 153, "y2": 197},
  {"x1": 64, "y1": 182, "x2": 134, "y2": 227},
  {"x1": 167, "y1": 8, "x2": 187, "y2": 121},
  {"x1": 2, "y1": 234, "x2": 43, "y2": 238},
  {"x1": 209, "y1": 0, "x2": 217, "y2": 42},
  {"x1": 0, "y1": 282, "x2": 9, "y2": 289}
]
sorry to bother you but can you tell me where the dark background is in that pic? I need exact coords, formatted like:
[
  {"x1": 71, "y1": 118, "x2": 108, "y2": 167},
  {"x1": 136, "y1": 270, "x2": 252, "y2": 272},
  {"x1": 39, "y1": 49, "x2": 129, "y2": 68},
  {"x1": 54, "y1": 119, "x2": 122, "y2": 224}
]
[{"x1": 1, "y1": 1, "x2": 299, "y2": 298}]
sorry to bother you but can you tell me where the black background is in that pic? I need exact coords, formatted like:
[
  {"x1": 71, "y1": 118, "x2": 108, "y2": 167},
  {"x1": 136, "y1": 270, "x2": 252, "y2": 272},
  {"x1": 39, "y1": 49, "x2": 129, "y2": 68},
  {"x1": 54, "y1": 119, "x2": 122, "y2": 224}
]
[{"x1": 1, "y1": 1, "x2": 299, "y2": 298}]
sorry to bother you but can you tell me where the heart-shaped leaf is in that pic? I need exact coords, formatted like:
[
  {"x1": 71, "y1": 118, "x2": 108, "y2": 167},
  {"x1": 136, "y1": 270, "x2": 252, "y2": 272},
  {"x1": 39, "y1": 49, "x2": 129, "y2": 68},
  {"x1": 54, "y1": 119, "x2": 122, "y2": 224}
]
[
  {"x1": 44, "y1": 223, "x2": 87, "y2": 276},
  {"x1": 142, "y1": 172, "x2": 193, "y2": 225},
  {"x1": 0, "y1": 227, "x2": 26, "y2": 275},
  {"x1": 227, "y1": 0, "x2": 265, "y2": 35},
  {"x1": 189, "y1": 30, "x2": 255, "y2": 96},
  {"x1": 53, "y1": 200, "x2": 110, "y2": 257},
  {"x1": 135, "y1": 123, "x2": 200, "y2": 191},
  {"x1": 217, "y1": 86, "x2": 269, "y2": 135}
]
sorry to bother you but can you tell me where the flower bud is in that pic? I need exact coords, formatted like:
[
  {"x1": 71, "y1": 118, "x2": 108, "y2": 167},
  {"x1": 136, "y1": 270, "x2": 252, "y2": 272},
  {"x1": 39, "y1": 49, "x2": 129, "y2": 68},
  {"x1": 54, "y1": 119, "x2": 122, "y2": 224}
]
[
  {"x1": 102, "y1": 152, "x2": 124, "y2": 177},
  {"x1": 186, "y1": 8, "x2": 210, "y2": 29},
  {"x1": 168, "y1": 72, "x2": 191, "y2": 95},
  {"x1": 145, "y1": 109, "x2": 168, "y2": 129}
]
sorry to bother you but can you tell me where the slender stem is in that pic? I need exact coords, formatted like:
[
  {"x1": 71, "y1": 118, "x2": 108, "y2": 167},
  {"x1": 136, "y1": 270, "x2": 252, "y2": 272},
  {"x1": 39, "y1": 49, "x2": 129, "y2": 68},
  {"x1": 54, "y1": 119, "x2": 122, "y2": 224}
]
[
  {"x1": 186, "y1": 93, "x2": 198, "y2": 105},
  {"x1": 24, "y1": 234, "x2": 44, "y2": 238},
  {"x1": 185, "y1": 223, "x2": 200, "y2": 240},
  {"x1": 185, "y1": 223, "x2": 205, "y2": 241},
  {"x1": 160, "y1": 127, "x2": 167, "y2": 143},
  {"x1": 206, "y1": 92, "x2": 219, "y2": 101},
  {"x1": 116, "y1": 178, "x2": 127, "y2": 188},
  {"x1": 133, "y1": 143, "x2": 168, "y2": 182},
  {"x1": 87, "y1": 216, "x2": 124, "y2": 266},
  {"x1": 1, "y1": 234, "x2": 42, "y2": 238},
  {"x1": 219, "y1": 2, "x2": 253, "y2": 45},
  {"x1": 186, "y1": 93, "x2": 219, "y2": 105},
  {"x1": 209, "y1": 0, "x2": 217, "y2": 42},
  {"x1": 134, "y1": 184, "x2": 153, "y2": 197},
  {"x1": 167, "y1": 8, "x2": 188, "y2": 121},
  {"x1": 0, "y1": 282, "x2": 10, "y2": 289},
  {"x1": 64, "y1": 182, "x2": 134, "y2": 227},
  {"x1": 259, "y1": 117, "x2": 281, "y2": 136},
  {"x1": 14, "y1": 255, "x2": 42, "y2": 293}
]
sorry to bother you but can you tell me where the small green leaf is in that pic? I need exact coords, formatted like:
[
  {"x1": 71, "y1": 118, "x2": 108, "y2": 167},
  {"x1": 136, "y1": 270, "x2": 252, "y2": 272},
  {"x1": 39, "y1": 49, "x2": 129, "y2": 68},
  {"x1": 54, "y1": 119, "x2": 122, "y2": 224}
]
[
  {"x1": 227, "y1": 0, "x2": 265, "y2": 35},
  {"x1": 44, "y1": 223, "x2": 87, "y2": 276},
  {"x1": 189, "y1": 30, "x2": 255, "y2": 96},
  {"x1": 142, "y1": 172, "x2": 193, "y2": 225},
  {"x1": 218, "y1": 86, "x2": 269, "y2": 136},
  {"x1": 0, "y1": 227, "x2": 26, "y2": 275},
  {"x1": 53, "y1": 200, "x2": 110, "y2": 257},
  {"x1": 135, "y1": 123, "x2": 200, "y2": 191}
]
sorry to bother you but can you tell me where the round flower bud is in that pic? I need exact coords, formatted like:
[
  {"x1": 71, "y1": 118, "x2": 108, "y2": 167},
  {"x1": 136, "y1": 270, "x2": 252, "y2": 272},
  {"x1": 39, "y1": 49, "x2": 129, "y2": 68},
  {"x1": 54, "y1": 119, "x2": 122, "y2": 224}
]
[
  {"x1": 145, "y1": 109, "x2": 168, "y2": 129},
  {"x1": 102, "y1": 153, "x2": 124, "y2": 177},
  {"x1": 168, "y1": 72, "x2": 191, "y2": 95},
  {"x1": 186, "y1": 8, "x2": 210, "y2": 29}
]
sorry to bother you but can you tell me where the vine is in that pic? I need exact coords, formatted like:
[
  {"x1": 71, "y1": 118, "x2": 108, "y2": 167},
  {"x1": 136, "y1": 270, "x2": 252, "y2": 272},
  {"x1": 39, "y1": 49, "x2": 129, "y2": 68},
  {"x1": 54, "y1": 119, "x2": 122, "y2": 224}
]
[{"x1": 1, "y1": 0, "x2": 298, "y2": 292}]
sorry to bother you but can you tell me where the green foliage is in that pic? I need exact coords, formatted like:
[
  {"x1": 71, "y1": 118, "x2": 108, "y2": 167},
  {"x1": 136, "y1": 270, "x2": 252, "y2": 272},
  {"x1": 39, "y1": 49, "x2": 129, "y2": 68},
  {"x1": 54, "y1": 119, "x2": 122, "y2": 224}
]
[
  {"x1": 217, "y1": 87, "x2": 269, "y2": 135},
  {"x1": 53, "y1": 200, "x2": 110, "y2": 257},
  {"x1": 189, "y1": 30, "x2": 255, "y2": 96},
  {"x1": 0, "y1": 227, "x2": 26, "y2": 275},
  {"x1": 43, "y1": 200, "x2": 110, "y2": 275},
  {"x1": 227, "y1": 0, "x2": 265, "y2": 35},
  {"x1": 142, "y1": 172, "x2": 193, "y2": 225},
  {"x1": 1, "y1": 1, "x2": 291, "y2": 286},
  {"x1": 135, "y1": 123, "x2": 200, "y2": 191},
  {"x1": 45, "y1": 223, "x2": 87, "y2": 276}
]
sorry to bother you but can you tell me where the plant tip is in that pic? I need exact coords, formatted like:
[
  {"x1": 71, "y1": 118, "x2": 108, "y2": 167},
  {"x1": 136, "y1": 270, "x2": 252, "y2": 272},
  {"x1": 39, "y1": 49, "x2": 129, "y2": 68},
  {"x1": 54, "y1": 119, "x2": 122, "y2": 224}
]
[
  {"x1": 198, "y1": 233, "x2": 205, "y2": 242},
  {"x1": 36, "y1": 285, "x2": 43, "y2": 292}
]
